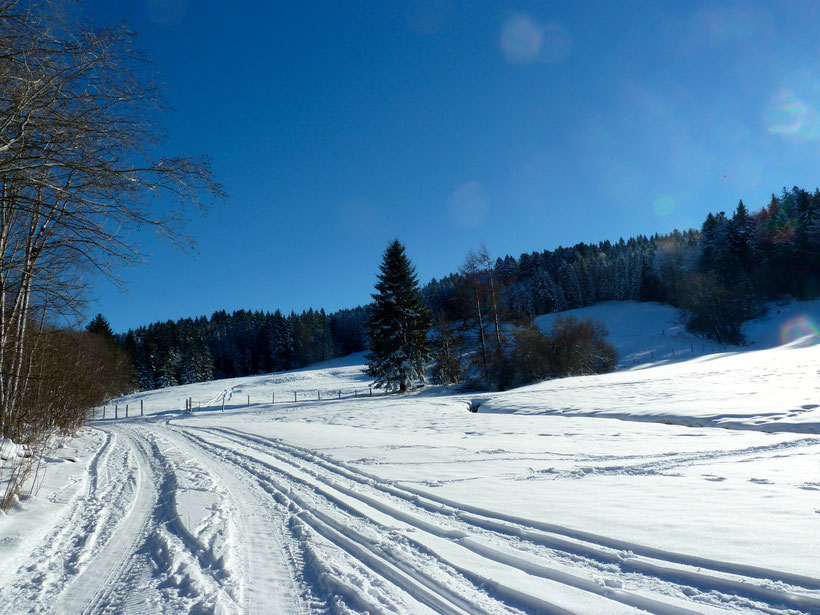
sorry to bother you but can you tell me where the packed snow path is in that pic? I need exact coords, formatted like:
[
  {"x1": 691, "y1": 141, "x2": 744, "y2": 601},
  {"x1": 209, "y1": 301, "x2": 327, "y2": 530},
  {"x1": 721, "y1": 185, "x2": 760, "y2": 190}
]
[
  {"x1": 2, "y1": 302, "x2": 820, "y2": 614},
  {"x1": 3, "y1": 413, "x2": 818, "y2": 615}
]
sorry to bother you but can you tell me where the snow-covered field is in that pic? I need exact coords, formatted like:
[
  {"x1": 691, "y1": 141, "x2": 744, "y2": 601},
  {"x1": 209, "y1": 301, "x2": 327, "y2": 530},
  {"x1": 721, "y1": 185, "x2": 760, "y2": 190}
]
[{"x1": 1, "y1": 300, "x2": 819, "y2": 614}]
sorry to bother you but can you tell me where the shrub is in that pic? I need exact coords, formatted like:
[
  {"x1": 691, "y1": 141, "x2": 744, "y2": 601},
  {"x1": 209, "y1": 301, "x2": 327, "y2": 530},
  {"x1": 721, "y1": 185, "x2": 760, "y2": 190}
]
[
  {"x1": 677, "y1": 273, "x2": 761, "y2": 345},
  {"x1": 2, "y1": 327, "x2": 134, "y2": 510},
  {"x1": 546, "y1": 316, "x2": 617, "y2": 377},
  {"x1": 506, "y1": 316, "x2": 617, "y2": 388},
  {"x1": 509, "y1": 324, "x2": 553, "y2": 386}
]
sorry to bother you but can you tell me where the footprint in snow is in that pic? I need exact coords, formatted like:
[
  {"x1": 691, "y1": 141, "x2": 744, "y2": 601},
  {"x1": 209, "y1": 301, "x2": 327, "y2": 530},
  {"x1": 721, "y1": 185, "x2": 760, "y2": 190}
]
[
  {"x1": 749, "y1": 477, "x2": 774, "y2": 485},
  {"x1": 702, "y1": 474, "x2": 726, "y2": 482}
]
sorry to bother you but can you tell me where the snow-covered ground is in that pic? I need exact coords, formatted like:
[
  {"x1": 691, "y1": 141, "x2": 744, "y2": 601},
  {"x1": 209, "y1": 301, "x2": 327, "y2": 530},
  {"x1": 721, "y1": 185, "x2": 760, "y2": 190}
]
[{"x1": 1, "y1": 300, "x2": 819, "y2": 614}]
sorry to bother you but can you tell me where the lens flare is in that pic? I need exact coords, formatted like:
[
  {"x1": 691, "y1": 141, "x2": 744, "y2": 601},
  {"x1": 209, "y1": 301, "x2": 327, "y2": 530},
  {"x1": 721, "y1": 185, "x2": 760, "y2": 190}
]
[
  {"x1": 765, "y1": 75, "x2": 820, "y2": 141},
  {"x1": 500, "y1": 14, "x2": 542, "y2": 63},
  {"x1": 779, "y1": 315, "x2": 820, "y2": 345},
  {"x1": 499, "y1": 14, "x2": 571, "y2": 64},
  {"x1": 652, "y1": 196, "x2": 676, "y2": 216},
  {"x1": 766, "y1": 90, "x2": 820, "y2": 140},
  {"x1": 448, "y1": 182, "x2": 489, "y2": 228}
]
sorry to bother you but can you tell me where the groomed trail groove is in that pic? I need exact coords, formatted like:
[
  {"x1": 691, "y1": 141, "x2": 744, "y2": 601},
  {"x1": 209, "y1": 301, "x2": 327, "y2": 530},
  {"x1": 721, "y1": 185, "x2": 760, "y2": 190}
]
[{"x1": 2, "y1": 410, "x2": 818, "y2": 614}]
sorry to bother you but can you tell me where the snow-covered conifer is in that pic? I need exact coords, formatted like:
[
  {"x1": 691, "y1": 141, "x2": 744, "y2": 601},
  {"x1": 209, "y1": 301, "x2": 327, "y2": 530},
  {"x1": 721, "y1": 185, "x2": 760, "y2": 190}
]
[{"x1": 365, "y1": 240, "x2": 431, "y2": 392}]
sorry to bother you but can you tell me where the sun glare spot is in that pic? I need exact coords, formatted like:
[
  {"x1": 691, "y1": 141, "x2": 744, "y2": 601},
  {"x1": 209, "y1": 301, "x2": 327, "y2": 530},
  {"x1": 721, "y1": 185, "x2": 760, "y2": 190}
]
[
  {"x1": 765, "y1": 92, "x2": 814, "y2": 135},
  {"x1": 500, "y1": 14, "x2": 571, "y2": 64},
  {"x1": 448, "y1": 182, "x2": 489, "y2": 228},
  {"x1": 652, "y1": 196, "x2": 676, "y2": 217},
  {"x1": 500, "y1": 15, "x2": 541, "y2": 63},
  {"x1": 765, "y1": 75, "x2": 820, "y2": 141},
  {"x1": 779, "y1": 315, "x2": 820, "y2": 346}
]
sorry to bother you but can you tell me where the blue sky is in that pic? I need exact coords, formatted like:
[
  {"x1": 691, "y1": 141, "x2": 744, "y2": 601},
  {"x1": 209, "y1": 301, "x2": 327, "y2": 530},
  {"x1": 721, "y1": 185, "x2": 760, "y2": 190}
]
[{"x1": 84, "y1": 1, "x2": 820, "y2": 332}]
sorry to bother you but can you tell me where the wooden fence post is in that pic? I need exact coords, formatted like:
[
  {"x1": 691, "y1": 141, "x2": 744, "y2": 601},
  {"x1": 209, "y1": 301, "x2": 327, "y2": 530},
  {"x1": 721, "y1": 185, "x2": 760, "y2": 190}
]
[
  {"x1": 222, "y1": 396, "x2": 225, "y2": 412},
  {"x1": 338, "y1": 390, "x2": 341, "y2": 399},
  {"x1": 318, "y1": 390, "x2": 321, "y2": 400},
  {"x1": 294, "y1": 391, "x2": 297, "y2": 402},
  {"x1": 126, "y1": 404, "x2": 129, "y2": 418},
  {"x1": 247, "y1": 395, "x2": 250, "y2": 407},
  {"x1": 140, "y1": 399, "x2": 144, "y2": 416},
  {"x1": 103, "y1": 406, "x2": 106, "y2": 419},
  {"x1": 272, "y1": 392, "x2": 275, "y2": 404},
  {"x1": 369, "y1": 386, "x2": 372, "y2": 397},
  {"x1": 115, "y1": 404, "x2": 118, "y2": 419}
]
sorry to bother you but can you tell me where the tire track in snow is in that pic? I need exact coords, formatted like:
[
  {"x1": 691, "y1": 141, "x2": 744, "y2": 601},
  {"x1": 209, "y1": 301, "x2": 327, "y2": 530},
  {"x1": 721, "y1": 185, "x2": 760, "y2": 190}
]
[
  {"x1": 58, "y1": 428, "x2": 159, "y2": 615},
  {"x1": 0, "y1": 430, "x2": 149, "y2": 614},
  {"x1": 185, "y1": 427, "x2": 706, "y2": 615},
  {"x1": 0, "y1": 429, "x2": 157, "y2": 614},
  {"x1": 151, "y1": 423, "x2": 306, "y2": 615},
  {"x1": 175, "y1": 426, "x2": 478, "y2": 614},
  {"x1": 546, "y1": 437, "x2": 820, "y2": 479},
  {"x1": 28, "y1": 424, "x2": 248, "y2": 615},
  {"x1": 179, "y1": 428, "x2": 547, "y2": 615},
  {"x1": 201, "y1": 426, "x2": 820, "y2": 615}
]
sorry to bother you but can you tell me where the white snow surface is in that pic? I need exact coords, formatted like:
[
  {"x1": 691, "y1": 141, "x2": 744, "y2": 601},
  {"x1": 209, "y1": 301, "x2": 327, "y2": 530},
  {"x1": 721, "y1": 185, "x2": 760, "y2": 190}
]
[{"x1": 1, "y1": 300, "x2": 819, "y2": 614}]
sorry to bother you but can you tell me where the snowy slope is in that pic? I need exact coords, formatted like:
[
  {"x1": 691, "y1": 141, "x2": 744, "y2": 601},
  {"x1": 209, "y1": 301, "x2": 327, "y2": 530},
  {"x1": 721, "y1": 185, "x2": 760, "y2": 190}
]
[
  {"x1": 1, "y1": 301, "x2": 819, "y2": 614},
  {"x1": 535, "y1": 300, "x2": 709, "y2": 367},
  {"x1": 535, "y1": 298, "x2": 820, "y2": 366}
]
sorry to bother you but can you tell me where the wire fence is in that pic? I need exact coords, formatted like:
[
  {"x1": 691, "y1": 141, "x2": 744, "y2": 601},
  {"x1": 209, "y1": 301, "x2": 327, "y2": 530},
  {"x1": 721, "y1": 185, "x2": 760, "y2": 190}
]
[
  {"x1": 623, "y1": 341, "x2": 731, "y2": 367},
  {"x1": 94, "y1": 342, "x2": 735, "y2": 420},
  {"x1": 93, "y1": 385, "x2": 387, "y2": 420}
]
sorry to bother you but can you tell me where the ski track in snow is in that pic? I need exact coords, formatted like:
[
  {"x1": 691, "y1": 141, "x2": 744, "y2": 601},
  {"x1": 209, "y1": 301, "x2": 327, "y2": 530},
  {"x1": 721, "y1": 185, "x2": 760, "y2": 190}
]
[
  {"x1": 175, "y1": 425, "x2": 820, "y2": 615},
  {"x1": 2, "y1": 414, "x2": 819, "y2": 614},
  {"x1": 3, "y1": 302, "x2": 820, "y2": 614}
]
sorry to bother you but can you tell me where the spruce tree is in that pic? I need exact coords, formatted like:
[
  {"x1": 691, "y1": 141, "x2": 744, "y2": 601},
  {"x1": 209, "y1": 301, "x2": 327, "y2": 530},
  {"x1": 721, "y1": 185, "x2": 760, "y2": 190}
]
[
  {"x1": 365, "y1": 240, "x2": 431, "y2": 392},
  {"x1": 86, "y1": 313, "x2": 115, "y2": 341}
]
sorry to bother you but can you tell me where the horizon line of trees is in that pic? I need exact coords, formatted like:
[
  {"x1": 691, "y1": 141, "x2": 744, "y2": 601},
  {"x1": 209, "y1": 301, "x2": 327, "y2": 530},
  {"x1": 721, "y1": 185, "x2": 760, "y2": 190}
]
[
  {"x1": 116, "y1": 185, "x2": 820, "y2": 392},
  {"x1": 118, "y1": 306, "x2": 368, "y2": 391}
]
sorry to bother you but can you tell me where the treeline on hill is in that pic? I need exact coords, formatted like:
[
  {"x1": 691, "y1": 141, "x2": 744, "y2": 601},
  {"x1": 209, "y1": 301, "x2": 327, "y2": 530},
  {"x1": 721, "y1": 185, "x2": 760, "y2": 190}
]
[
  {"x1": 120, "y1": 308, "x2": 368, "y2": 390},
  {"x1": 426, "y1": 186, "x2": 820, "y2": 348},
  {"x1": 120, "y1": 186, "x2": 820, "y2": 392}
]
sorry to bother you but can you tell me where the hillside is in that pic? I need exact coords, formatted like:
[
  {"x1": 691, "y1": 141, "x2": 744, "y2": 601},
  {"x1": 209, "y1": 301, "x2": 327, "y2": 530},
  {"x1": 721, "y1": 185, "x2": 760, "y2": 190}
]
[{"x1": 0, "y1": 301, "x2": 818, "y2": 614}]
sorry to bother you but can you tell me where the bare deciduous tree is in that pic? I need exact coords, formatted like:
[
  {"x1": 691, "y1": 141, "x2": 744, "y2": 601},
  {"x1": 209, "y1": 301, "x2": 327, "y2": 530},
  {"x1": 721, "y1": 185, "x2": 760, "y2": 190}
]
[
  {"x1": 458, "y1": 244, "x2": 508, "y2": 387},
  {"x1": 0, "y1": 1, "x2": 223, "y2": 445}
]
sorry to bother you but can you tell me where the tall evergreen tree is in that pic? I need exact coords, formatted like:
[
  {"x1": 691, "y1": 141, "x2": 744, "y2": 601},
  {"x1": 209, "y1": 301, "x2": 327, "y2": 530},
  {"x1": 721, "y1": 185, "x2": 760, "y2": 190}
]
[
  {"x1": 86, "y1": 313, "x2": 115, "y2": 341},
  {"x1": 365, "y1": 240, "x2": 431, "y2": 392}
]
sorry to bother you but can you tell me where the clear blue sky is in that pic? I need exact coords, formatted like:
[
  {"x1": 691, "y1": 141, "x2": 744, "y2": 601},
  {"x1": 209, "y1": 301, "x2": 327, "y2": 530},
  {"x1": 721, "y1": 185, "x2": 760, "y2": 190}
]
[{"x1": 84, "y1": 0, "x2": 820, "y2": 333}]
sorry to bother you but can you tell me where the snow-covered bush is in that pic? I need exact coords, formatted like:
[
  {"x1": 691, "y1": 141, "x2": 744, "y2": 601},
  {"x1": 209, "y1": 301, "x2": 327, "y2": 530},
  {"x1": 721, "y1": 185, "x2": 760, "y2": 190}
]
[{"x1": 546, "y1": 315, "x2": 617, "y2": 377}]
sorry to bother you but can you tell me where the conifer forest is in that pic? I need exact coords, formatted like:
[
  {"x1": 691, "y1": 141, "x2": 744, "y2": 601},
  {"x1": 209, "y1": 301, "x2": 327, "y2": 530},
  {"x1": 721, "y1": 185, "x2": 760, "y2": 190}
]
[{"x1": 121, "y1": 186, "x2": 820, "y2": 390}]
